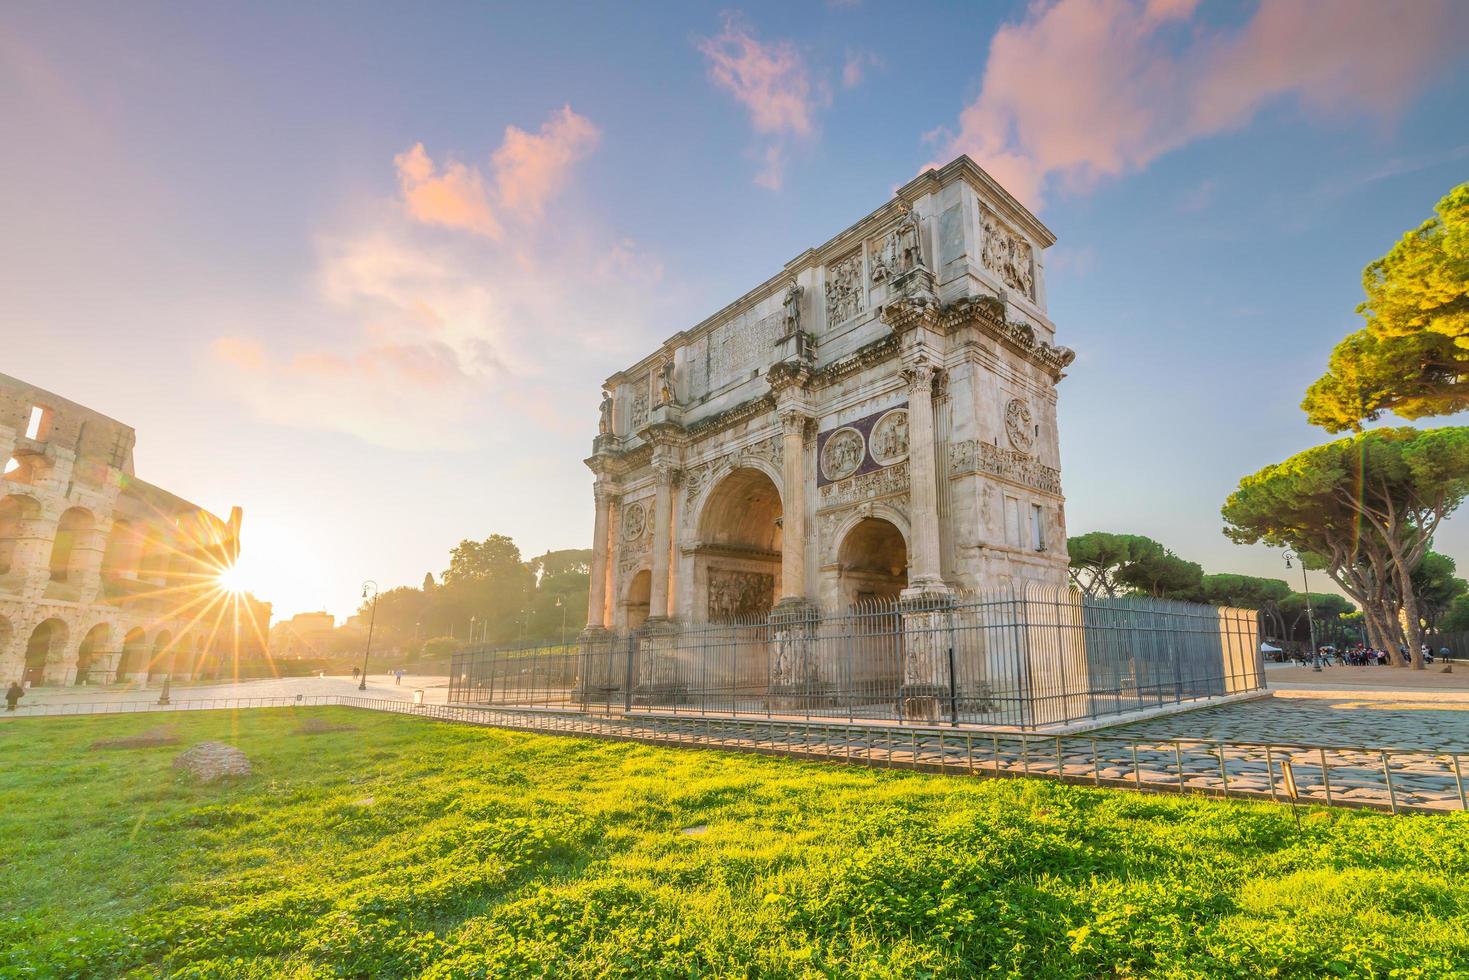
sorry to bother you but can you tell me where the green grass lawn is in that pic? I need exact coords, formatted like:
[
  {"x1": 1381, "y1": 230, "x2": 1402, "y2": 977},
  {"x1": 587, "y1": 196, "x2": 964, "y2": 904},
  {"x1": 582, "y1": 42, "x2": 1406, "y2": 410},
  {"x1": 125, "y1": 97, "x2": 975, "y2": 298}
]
[{"x1": 2, "y1": 708, "x2": 1467, "y2": 978}]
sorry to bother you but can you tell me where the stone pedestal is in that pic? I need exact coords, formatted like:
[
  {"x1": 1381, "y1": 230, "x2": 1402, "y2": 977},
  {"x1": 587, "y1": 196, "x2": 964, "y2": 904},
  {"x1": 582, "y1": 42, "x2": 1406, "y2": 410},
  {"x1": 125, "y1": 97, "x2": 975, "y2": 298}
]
[
  {"x1": 898, "y1": 591, "x2": 956, "y2": 723},
  {"x1": 574, "y1": 626, "x2": 623, "y2": 706},
  {"x1": 633, "y1": 617, "x2": 681, "y2": 705},
  {"x1": 768, "y1": 598, "x2": 819, "y2": 709}
]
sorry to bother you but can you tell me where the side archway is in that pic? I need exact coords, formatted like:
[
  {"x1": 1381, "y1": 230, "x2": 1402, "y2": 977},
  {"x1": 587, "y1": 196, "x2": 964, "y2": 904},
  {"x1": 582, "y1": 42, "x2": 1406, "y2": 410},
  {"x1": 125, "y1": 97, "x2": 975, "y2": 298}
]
[
  {"x1": 623, "y1": 569, "x2": 651, "y2": 633},
  {"x1": 836, "y1": 516, "x2": 909, "y2": 606}
]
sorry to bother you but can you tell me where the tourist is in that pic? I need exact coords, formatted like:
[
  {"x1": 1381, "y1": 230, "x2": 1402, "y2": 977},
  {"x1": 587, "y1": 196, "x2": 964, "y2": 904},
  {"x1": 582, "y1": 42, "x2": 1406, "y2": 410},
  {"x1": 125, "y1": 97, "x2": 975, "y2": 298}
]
[
  {"x1": 5, "y1": 681, "x2": 22, "y2": 712},
  {"x1": 394, "y1": 669, "x2": 403, "y2": 686}
]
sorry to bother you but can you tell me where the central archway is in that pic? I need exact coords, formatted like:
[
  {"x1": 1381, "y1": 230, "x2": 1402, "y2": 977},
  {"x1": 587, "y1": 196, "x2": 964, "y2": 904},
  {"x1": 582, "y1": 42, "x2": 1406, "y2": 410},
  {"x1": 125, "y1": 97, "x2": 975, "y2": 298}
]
[{"x1": 696, "y1": 467, "x2": 782, "y2": 621}]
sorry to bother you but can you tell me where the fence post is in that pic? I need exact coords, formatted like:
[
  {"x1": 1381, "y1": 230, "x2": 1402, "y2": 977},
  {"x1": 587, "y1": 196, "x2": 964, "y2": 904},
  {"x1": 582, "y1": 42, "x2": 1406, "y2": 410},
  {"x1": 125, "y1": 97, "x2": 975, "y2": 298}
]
[
  {"x1": 1382, "y1": 751, "x2": 1398, "y2": 814},
  {"x1": 947, "y1": 642, "x2": 959, "y2": 727},
  {"x1": 623, "y1": 634, "x2": 636, "y2": 712}
]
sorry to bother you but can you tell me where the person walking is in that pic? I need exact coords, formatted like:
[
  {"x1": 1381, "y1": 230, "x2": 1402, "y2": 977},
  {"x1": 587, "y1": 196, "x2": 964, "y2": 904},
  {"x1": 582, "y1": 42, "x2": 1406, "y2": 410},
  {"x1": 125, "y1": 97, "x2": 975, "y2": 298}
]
[{"x1": 5, "y1": 681, "x2": 23, "y2": 712}]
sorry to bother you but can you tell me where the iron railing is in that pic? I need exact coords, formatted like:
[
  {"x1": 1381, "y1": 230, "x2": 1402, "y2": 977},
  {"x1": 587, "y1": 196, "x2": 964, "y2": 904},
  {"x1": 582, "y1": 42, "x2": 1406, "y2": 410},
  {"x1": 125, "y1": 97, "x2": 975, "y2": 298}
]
[{"x1": 449, "y1": 588, "x2": 1264, "y2": 730}]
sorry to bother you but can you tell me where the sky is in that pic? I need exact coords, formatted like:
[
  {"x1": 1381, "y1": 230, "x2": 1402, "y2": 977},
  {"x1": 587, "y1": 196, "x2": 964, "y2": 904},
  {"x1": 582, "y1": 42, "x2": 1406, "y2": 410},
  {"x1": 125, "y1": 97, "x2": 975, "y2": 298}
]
[{"x1": 3, "y1": 0, "x2": 1468, "y2": 622}]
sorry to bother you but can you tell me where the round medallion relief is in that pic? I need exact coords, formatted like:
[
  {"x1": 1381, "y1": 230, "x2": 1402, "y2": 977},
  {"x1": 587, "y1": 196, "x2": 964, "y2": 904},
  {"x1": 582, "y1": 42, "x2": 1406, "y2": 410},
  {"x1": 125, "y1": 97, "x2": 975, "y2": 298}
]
[
  {"x1": 621, "y1": 501, "x2": 647, "y2": 540},
  {"x1": 869, "y1": 409, "x2": 910, "y2": 465},
  {"x1": 820, "y1": 427, "x2": 866, "y2": 482},
  {"x1": 1005, "y1": 398, "x2": 1035, "y2": 454}
]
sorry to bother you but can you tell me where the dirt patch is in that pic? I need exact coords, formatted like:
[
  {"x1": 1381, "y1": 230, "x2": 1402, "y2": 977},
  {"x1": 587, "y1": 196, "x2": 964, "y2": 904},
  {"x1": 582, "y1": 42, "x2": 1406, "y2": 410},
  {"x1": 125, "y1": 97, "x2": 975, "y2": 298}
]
[
  {"x1": 91, "y1": 726, "x2": 180, "y2": 750},
  {"x1": 173, "y1": 741, "x2": 253, "y2": 782},
  {"x1": 295, "y1": 718, "x2": 358, "y2": 735}
]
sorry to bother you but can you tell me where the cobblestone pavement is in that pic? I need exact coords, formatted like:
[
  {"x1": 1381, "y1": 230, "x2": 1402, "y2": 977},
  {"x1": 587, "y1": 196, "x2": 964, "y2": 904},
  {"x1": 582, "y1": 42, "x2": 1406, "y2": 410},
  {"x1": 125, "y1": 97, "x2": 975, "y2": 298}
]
[{"x1": 1097, "y1": 694, "x2": 1469, "y2": 753}]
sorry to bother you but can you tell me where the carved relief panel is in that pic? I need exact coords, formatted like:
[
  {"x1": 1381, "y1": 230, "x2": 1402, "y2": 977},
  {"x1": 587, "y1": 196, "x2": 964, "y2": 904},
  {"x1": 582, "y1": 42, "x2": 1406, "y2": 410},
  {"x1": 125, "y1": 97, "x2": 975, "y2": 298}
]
[
  {"x1": 819, "y1": 428, "x2": 865, "y2": 482},
  {"x1": 707, "y1": 568, "x2": 775, "y2": 620},
  {"x1": 1004, "y1": 399, "x2": 1034, "y2": 454},
  {"x1": 979, "y1": 207, "x2": 1035, "y2": 300},
  {"x1": 869, "y1": 409, "x2": 909, "y2": 465},
  {"x1": 629, "y1": 378, "x2": 650, "y2": 431},
  {"x1": 824, "y1": 248, "x2": 865, "y2": 325}
]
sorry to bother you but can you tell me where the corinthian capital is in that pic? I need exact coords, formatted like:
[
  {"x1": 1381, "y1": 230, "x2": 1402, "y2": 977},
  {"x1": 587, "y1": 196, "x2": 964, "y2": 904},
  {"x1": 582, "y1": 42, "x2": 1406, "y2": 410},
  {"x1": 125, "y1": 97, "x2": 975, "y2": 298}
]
[
  {"x1": 778, "y1": 406, "x2": 813, "y2": 439},
  {"x1": 902, "y1": 359, "x2": 941, "y2": 397}
]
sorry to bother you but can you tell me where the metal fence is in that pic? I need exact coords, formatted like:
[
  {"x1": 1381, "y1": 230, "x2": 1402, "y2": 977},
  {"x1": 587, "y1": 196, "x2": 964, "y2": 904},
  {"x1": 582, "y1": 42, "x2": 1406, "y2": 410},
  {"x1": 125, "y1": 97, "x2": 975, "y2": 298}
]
[{"x1": 449, "y1": 587, "x2": 1263, "y2": 730}]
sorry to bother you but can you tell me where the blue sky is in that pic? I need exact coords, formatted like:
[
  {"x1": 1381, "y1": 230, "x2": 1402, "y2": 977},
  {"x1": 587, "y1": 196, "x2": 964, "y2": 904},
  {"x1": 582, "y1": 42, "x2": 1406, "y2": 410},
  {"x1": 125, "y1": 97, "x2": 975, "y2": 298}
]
[{"x1": 4, "y1": 0, "x2": 1467, "y2": 619}]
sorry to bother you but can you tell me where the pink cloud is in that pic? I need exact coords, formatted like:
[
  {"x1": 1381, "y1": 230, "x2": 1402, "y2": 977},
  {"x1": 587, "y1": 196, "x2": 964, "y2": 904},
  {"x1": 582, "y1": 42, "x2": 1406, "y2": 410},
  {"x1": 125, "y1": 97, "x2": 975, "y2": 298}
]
[
  {"x1": 392, "y1": 105, "x2": 599, "y2": 236},
  {"x1": 697, "y1": 13, "x2": 829, "y2": 188},
  {"x1": 492, "y1": 105, "x2": 601, "y2": 219},
  {"x1": 932, "y1": 0, "x2": 1466, "y2": 208},
  {"x1": 841, "y1": 49, "x2": 883, "y2": 89},
  {"x1": 394, "y1": 143, "x2": 502, "y2": 238}
]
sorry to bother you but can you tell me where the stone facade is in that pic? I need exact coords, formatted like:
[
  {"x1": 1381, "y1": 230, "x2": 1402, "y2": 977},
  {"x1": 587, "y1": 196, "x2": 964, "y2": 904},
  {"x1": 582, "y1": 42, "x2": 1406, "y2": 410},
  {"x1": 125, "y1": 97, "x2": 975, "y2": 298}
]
[
  {"x1": 0, "y1": 373, "x2": 265, "y2": 685},
  {"x1": 583, "y1": 156, "x2": 1074, "y2": 634}
]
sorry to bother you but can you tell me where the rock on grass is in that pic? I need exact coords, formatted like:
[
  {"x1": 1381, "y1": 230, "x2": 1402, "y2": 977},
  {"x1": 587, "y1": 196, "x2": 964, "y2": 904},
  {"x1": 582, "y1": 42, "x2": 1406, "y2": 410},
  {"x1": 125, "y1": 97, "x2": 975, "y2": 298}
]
[{"x1": 173, "y1": 741, "x2": 252, "y2": 782}]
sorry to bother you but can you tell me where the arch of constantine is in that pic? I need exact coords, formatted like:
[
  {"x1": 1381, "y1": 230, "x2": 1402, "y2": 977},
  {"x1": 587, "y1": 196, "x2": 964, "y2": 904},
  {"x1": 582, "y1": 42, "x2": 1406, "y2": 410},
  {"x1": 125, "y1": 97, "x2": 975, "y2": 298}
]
[
  {"x1": 452, "y1": 157, "x2": 1262, "y2": 728},
  {"x1": 584, "y1": 156, "x2": 1073, "y2": 633},
  {"x1": 0, "y1": 373, "x2": 266, "y2": 687}
]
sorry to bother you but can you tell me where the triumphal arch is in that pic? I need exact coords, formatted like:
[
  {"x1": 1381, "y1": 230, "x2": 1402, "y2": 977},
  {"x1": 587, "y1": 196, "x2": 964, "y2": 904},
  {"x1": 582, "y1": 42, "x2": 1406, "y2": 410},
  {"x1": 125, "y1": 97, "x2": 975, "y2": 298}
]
[{"x1": 584, "y1": 156, "x2": 1074, "y2": 637}]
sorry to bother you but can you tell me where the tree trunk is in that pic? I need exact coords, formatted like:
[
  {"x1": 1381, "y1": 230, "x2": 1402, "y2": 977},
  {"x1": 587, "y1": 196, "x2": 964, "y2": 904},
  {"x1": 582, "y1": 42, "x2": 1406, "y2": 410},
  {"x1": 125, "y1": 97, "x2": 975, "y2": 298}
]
[{"x1": 1392, "y1": 561, "x2": 1427, "y2": 670}]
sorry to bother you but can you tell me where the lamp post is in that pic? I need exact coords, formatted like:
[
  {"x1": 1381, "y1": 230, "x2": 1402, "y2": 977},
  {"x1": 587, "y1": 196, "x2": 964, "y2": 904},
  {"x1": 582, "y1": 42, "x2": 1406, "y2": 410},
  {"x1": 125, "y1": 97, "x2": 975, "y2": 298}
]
[
  {"x1": 555, "y1": 595, "x2": 567, "y2": 650},
  {"x1": 1283, "y1": 552, "x2": 1319, "y2": 672},
  {"x1": 358, "y1": 580, "x2": 378, "y2": 691},
  {"x1": 470, "y1": 615, "x2": 477, "y2": 645}
]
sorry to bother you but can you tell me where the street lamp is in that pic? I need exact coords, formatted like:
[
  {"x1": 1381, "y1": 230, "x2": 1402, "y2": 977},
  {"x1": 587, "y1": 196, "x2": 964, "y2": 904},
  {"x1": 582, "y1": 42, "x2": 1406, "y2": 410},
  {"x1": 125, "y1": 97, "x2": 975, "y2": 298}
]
[
  {"x1": 358, "y1": 580, "x2": 378, "y2": 690},
  {"x1": 470, "y1": 615, "x2": 477, "y2": 645},
  {"x1": 1283, "y1": 552, "x2": 1319, "y2": 672},
  {"x1": 555, "y1": 595, "x2": 568, "y2": 650}
]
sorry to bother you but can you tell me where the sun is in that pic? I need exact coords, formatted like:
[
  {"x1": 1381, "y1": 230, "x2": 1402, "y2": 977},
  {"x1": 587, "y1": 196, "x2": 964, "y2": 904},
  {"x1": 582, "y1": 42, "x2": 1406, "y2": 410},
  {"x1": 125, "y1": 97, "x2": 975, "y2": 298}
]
[{"x1": 215, "y1": 564, "x2": 248, "y2": 594}]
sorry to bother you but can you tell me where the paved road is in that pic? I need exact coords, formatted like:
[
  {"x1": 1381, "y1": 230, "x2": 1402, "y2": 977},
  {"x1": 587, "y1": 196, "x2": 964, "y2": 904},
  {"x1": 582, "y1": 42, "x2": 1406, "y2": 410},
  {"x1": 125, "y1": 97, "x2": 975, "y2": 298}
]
[{"x1": 4, "y1": 672, "x2": 452, "y2": 714}]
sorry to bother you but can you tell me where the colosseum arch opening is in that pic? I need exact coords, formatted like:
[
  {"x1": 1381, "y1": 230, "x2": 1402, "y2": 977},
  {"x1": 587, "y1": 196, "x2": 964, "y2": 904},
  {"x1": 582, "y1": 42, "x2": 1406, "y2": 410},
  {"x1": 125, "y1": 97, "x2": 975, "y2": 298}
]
[
  {"x1": 75, "y1": 623, "x2": 110, "y2": 685},
  {"x1": 148, "y1": 631, "x2": 174, "y2": 680},
  {"x1": 102, "y1": 519, "x2": 142, "y2": 580},
  {"x1": 23, "y1": 618, "x2": 68, "y2": 686},
  {"x1": 837, "y1": 517, "x2": 909, "y2": 607},
  {"x1": 0, "y1": 493, "x2": 40, "y2": 578},
  {"x1": 116, "y1": 627, "x2": 147, "y2": 681},
  {"x1": 48, "y1": 506, "x2": 94, "y2": 583},
  {"x1": 697, "y1": 468, "x2": 782, "y2": 622}
]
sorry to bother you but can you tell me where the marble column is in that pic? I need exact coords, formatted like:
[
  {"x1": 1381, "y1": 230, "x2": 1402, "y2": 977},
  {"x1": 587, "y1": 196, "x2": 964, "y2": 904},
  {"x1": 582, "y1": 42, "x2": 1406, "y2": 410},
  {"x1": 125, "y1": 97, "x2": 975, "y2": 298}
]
[
  {"x1": 585, "y1": 483, "x2": 613, "y2": 629},
  {"x1": 778, "y1": 408, "x2": 810, "y2": 602},
  {"x1": 648, "y1": 459, "x2": 674, "y2": 620},
  {"x1": 903, "y1": 359, "x2": 947, "y2": 593}
]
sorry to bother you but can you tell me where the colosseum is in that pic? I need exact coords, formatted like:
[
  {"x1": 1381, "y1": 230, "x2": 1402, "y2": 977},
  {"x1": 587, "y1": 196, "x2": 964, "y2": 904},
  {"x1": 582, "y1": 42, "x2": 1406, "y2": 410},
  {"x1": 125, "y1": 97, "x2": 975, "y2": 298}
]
[{"x1": 1, "y1": 373, "x2": 263, "y2": 687}]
